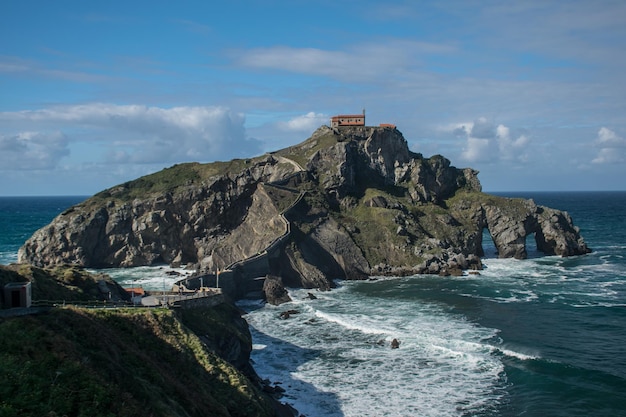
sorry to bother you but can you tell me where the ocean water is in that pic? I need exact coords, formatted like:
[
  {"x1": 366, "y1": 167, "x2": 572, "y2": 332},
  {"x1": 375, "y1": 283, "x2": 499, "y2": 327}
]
[
  {"x1": 241, "y1": 191, "x2": 626, "y2": 417},
  {"x1": 1, "y1": 192, "x2": 625, "y2": 416},
  {"x1": 0, "y1": 196, "x2": 195, "y2": 289},
  {"x1": 0, "y1": 196, "x2": 88, "y2": 265}
]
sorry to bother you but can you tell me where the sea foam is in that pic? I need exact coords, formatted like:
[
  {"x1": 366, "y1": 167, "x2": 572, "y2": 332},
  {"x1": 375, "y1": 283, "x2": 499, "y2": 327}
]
[{"x1": 243, "y1": 283, "x2": 506, "y2": 417}]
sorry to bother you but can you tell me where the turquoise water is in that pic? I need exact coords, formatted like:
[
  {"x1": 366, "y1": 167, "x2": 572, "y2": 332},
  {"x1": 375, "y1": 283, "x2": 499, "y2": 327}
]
[{"x1": 2, "y1": 192, "x2": 625, "y2": 416}]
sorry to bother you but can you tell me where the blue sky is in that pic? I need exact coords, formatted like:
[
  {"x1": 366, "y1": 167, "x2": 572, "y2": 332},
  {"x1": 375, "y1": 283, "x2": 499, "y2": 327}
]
[{"x1": 1, "y1": 0, "x2": 625, "y2": 195}]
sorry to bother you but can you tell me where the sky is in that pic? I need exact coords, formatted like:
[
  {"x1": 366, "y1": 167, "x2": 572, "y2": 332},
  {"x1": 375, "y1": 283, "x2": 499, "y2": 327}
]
[{"x1": 1, "y1": 0, "x2": 625, "y2": 195}]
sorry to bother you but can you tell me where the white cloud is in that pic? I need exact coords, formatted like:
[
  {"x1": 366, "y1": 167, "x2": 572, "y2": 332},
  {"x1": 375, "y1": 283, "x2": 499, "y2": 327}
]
[
  {"x1": 596, "y1": 127, "x2": 626, "y2": 147},
  {"x1": 592, "y1": 127, "x2": 626, "y2": 164},
  {"x1": 461, "y1": 137, "x2": 493, "y2": 163},
  {"x1": 438, "y1": 122, "x2": 474, "y2": 138},
  {"x1": 0, "y1": 104, "x2": 262, "y2": 166},
  {"x1": 233, "y1": 40, "x2": 454, "y2": 82},
  {"x1": 0, "y1": 131, "x2": 69, "y2": 170},
  {"x1": 470, "y1": 117, "x2": 495, "y2": 139},
  {"x1": 277, "y1": 112, "x2": 328, "y2": 132},
  {"x1": 445, "y1": 118, "x2": 531, "y2": 164},
  {"x1": 496, "y1": 124, "x2": 530, "y2": 161}
]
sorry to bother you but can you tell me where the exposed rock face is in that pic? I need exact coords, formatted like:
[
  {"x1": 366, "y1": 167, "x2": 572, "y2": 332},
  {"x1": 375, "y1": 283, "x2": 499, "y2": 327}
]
[
  {"x1": 476, "y1": 197, "x2": 590, "y2": 259},
  {"x1": 19, "y1": 125, "x2": 590, "y2": 298},
  {"x1": 19, "y1": 157, "x2": 296, "y2": 271},
  {"x1": 179, "y1": 302, "x2": 255, "y2": 374},
  {"x1": 263, "y1": 276, "x2": 292, "y2": 305}
]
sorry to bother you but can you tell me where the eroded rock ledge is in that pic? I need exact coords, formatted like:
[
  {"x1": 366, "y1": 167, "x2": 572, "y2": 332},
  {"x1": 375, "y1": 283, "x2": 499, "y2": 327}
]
[{"x1": 19, "y1": 125, "x2": 590, "y2": 298}]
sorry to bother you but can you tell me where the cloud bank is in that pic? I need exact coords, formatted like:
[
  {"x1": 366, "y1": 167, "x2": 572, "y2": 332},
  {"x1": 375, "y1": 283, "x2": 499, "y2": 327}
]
[
  {"x1": 0, "y1": 131, "x2": 70, "y2": 170},
  {"x1": 234, "y1": 40, "x2": 454, "y2": 82},
  {"x1": 449, "y1": 117, "x2": 531, "y2": 164},
  {"x1": 0, "y1": 104, "x2": 262, "y2": 170}
]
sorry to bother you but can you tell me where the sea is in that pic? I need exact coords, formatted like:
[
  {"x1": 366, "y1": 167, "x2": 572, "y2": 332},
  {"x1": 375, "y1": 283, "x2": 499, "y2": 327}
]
[{"x1": 1, "y1": 192, "x2": 625, "y2": 416}]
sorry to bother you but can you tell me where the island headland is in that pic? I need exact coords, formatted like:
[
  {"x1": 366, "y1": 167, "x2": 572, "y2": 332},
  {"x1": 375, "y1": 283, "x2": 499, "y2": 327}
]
[{"x1": 18, "y1": 124, "x2": 590, "y2": 302}]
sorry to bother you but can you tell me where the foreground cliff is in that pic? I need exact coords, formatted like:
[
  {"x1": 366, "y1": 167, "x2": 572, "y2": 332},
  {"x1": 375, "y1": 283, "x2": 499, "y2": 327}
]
[
  {"x1": 19, "y1": 125, "x2": 590, "y2": 296},
  {"x1": 0, "y1": 265, "x2": 288, "y2": 417}
]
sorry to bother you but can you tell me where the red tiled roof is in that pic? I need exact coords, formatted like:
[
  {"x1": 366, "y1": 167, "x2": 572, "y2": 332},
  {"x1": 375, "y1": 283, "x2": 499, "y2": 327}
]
[{"x1": 125, "y1": 287, "x2": 145, "y2": 296}]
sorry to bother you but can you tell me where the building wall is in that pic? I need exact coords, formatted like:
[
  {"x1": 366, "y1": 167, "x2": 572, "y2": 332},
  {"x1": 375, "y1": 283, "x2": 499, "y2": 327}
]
[
  {"x1": 331, "y1": 114, "x2": 365, "y2": 127},
  {"x1": 3, "y1": 282, "x2": 31, "y2": 308},
  {"x1": 178, "y1": 293, "x2": 225, "y2": 309}
]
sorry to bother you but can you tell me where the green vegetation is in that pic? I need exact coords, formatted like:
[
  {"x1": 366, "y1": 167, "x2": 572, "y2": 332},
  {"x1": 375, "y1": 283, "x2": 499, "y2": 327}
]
[
  {"x1": 343, "y1": 206, "x2": 398, "y2": 265},
  {"x1": 0, "y1": 307, "x2": 274, "y2": 417},
  {"x1": 446, "y1": 190, "x2": 532, "y2": 219},
  {"x1": 446, "y1": 190, "x2": 518, "y2": 207},
  {"x1": 0, "y1": 264, "x2": 124, "y2": 304},
  {"x1": 90, "y1": 158, "x2": 261, "y2": 203},
  {"x1": 276, "y1": 129, "x2": 339, "y2": 168},
  {"x1": 262, "y1": 184, "x2": 301, "y2": 214},
  {"x1": 180, "y1": 303, "x2": 250, "y2": 349},
  {"x1": 337, "y1": 188, "x2": 423, "y2": 266},
  {"x1": 0, "y1": 265, "x2": 276, "y2": 417}
]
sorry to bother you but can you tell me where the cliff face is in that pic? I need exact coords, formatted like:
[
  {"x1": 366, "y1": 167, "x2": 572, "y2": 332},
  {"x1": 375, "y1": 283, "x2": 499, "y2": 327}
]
[
  {"x1": 0, "y1": 264, "x2": 291, "y2": 417},
  {"x1": 0, "y1": 306, "x2": 278, "y2": 417},
  {"x1": 19, "y1": 157, "x2": 298, "y2": 271},
  {"x1": 19, "y1": 125, "x2": 590, "y2": 294}
]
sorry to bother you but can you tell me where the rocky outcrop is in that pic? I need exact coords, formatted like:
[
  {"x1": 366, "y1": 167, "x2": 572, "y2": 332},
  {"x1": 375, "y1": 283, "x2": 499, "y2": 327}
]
[
  {"x1": 18, "y1": 125, "x2": 590, "y2": 297},
  {"x1": 476, "y1": 197, "x2": 591, "y2": 259},
  {"x1": 263, "y1": 276, "x2": 292, "y2": 305},
  {"x1": 19, "y1": 156, "x2": 298, "y2": 270},
  {"x1": 0, "y1": 263, "x2": 130, "y2": 305}
]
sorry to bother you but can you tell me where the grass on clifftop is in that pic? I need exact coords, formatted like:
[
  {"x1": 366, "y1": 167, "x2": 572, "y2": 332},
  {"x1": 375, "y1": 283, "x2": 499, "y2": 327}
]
[
  {"x1": 0, "y1": 306, "x2": 274, "y2": 417},
  {"x1": 276, "y1": 128, "x2": 339, "y2": 169},
  {"x1": 91, "y1": 159, "x2": 259, "y2": 202},
  {"x1": 0, "y1": 264, "x2": 274, "y2": 417},
  {"x1": 0, "y1": 264, "x2": 125, "y2": 304}
]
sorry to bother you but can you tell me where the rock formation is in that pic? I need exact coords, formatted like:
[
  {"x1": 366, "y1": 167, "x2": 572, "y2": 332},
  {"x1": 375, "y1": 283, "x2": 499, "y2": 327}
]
[
  {"x1": 263, "y1": 275, "x2": 292, "y2": 306},
  {"x1": 18, "y1": 125, "x2": 591, "y2": 299}
]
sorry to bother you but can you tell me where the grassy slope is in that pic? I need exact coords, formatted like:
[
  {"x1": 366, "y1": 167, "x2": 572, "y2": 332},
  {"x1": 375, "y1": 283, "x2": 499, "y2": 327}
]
[
  {"x1": 0, "y1": 265, "x2": 275, "y2": 417},
  {"x1": 0, "y1": 306, "x2": 274, "y2": 417},
  {"x1": 0, "y1": 264, "x2": 126, "y2": 304}
]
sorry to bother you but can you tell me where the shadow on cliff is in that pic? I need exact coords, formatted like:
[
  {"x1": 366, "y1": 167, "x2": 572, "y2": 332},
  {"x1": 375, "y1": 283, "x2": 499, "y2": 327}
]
[{"x1": 245, "y1": 318, "x2": 345, "y2": 417}]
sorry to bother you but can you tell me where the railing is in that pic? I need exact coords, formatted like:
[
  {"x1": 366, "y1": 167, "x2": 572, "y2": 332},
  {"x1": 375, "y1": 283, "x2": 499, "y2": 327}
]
[
  {"x1": 223, "y1": 190, "x2": 305, "y2": 273},
  {"x1": 194, "y1": 160, "x2": 308, "y2": 291},
  {"x1": 17, "y1": 289, "x2": 224, "y2": 311},
  {"x1": 29, "y1": 299, "x2": 140, "y2": 309}
]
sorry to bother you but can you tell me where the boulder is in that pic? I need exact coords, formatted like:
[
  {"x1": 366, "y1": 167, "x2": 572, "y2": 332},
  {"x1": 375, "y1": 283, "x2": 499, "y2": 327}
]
[{"x1": 263, "y1": 276, "x2": 292, "y2": 306}]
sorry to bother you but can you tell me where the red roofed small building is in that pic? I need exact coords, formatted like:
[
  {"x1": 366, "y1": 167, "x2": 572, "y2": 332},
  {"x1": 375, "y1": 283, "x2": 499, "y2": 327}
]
[
  {"x1": 125, "y1": 287, "x2": 145, "y2": 297},
  {"x1": 330, "y1": 111, "x2": 365, "y2": 127}
]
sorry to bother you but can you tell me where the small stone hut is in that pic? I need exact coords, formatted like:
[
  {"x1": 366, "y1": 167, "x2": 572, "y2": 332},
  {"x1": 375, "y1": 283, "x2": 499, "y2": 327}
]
[{"x1": 3, "y1": 282, "x2": 32, "y2": 308}]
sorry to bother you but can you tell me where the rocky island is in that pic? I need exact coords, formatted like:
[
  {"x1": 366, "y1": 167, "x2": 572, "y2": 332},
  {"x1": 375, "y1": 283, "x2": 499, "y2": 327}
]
[{"x1": 19, "y1": 125, "x2": 590, "y2": 301}]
